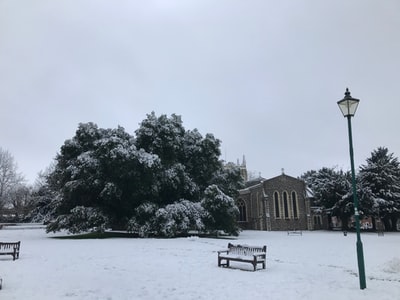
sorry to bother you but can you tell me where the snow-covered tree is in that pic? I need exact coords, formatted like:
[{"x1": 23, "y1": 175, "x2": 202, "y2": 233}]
[
  {"x1": 302, "y1": 167, "x2": 354, "y2": 229},
  {"x1": 135, "y1": 112, "x2": 186, "y2": 166},
  {"x1": 302, "y1": 167, "x2": 351, "y2": 209},
  {"x1": 358, "y1": 147, "x2": 400, "y2": 231},
  {"x1": 27, "y1": 166, "x2": 61, "y2": 224},
  {"x1": 46, "y1": 123, "x2": 160, "y2": 231},
  {"x1": 135, "y1": 113, "x2": 224, "y2": 204},
  {"x1": 211, "y1": 162, "x2": 245, "y2": 199},
  {"x1": 45, "y1": 114, "x2": 244, "y2": 235},
  {"x1": 183, "y1": 130, "x2": 222, "y2": 194},
  {"x1": 201, "y1": 185, "x2": 240, "y2": 235}
]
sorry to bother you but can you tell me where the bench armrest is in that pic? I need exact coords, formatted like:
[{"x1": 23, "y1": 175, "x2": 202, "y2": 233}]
[
  {"x1": 217, "y1": 249, "x2": 229, "y2": 255},
  {"x1": 253, "y1": 253, "x2": 266, "y2": 259}
]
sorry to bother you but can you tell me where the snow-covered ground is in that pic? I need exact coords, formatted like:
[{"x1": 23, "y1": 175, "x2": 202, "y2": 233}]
[{"x1": 1, "y1": 226, "x2": 400, "y2": 300}]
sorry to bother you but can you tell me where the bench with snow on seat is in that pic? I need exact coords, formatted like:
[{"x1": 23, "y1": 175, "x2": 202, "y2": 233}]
[
  {"x1": 218, "y1": 243, "x2": 267, "y2": 271},
  {"x1": 287, "y1": 230, "x2": 302, "y2": 236},
  {"x1": 0, "y1": 241, "x2": 20, "y2": 260}
]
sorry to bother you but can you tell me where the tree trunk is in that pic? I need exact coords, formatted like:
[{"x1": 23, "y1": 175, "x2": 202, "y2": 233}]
[
  {"x1": 383, "y1": 216, "x2": 392, "y2": 231},
  {"x1": 390, "y1": 215, "x2": 399, "y2": 231},
  {"x1": 341, "y1": 215, "x2": 349, "y2": 230},
  {"x1": 371, "y1": 217, "x2": 377, "y2": 231}
]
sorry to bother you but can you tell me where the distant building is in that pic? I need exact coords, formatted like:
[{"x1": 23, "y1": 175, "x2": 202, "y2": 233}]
[{"x1": 236, "y1": 169, "x2": 319, "y2": 231}]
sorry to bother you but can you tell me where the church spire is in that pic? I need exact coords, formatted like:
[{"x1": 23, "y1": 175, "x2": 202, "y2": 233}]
[{"x1": 239, "y1": 155, "x2": 248, "y2": 182}]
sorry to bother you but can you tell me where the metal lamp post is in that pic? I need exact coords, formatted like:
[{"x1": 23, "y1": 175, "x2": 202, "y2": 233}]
[{"x1": 337, "y1": 88, "x2": 367, "y2": 289}]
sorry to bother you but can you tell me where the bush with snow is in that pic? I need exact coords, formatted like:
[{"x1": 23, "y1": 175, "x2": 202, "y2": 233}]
[
  {"x1": 126, "y1": 202, "x2": 158, "y2": 237},
  {"x1": 127, "y1": 200, "x2": 205, "y2": 237},
  {"x1": 46, "y1": 206, "x2": 109, "y2": 234}
]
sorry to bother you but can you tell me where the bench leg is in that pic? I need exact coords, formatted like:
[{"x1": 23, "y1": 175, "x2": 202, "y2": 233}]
[
  {"x1": 224, "y1": 259, "x2": 230, "y2": 267},
  {"x1": 218, "y1": 257, "x2": 230, "y2": 268}
]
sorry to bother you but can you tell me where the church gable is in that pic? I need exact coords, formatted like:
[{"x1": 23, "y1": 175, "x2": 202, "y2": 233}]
[{"x1": 264, "y1": 174, "x2": 304, "y2": 188}]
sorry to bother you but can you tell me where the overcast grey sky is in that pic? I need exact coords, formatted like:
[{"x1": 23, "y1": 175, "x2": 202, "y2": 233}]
[{"x1": 1, "y1": 0, "x2": 399, "y2": 184}]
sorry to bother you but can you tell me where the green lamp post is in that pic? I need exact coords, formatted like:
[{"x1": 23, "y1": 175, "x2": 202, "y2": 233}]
[{"x1": 337, "y1": 88, "x2": 367, "y2": 289}]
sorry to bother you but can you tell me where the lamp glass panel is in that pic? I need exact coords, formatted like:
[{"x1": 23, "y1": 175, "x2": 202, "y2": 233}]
[{"x1": 338, "y1": 99, "x2": 359, "y2": 116}]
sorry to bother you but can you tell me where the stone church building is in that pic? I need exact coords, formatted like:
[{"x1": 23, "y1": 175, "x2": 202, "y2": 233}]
[{"x1": 235, "y1": 158, "x2": 318, "y2": 231}]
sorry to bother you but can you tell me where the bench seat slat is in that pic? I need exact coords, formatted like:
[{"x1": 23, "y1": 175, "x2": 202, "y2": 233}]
[{"x1": 219, "y1": 255, "x2": 266, "y2": 262}]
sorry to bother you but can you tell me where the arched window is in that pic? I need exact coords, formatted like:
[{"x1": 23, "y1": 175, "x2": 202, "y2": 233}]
[
  {"x1": 283, "y1": 191, "x2": 289, "y2": 219},
  {"x1": 291, "y1": 191, "x2": 298, "y2": 219},
  {"x1": 274, "y1": 192, "x2": 280, "y2": 218},
  {"x1": 237, "y1": 200, "x2": 247, "y2": 222}
]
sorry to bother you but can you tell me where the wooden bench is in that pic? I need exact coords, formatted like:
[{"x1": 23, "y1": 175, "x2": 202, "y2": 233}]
[
  {"x1": 218, "y1": 243, "x2": 267, "y2": 271},
  {"x1": 0, "y1": 241, "x2": 20, "y2": 261},
  {"x1": 287, "y1": 230, "x2": 302, "y2": 236}
]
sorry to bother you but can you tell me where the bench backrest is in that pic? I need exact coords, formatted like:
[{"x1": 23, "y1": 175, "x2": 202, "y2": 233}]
[
  {"x1": 227, "y1": 243, "x2": 266, "y2": 255},
  {"x1": 0, "y1": 241, "x2": 20, "y2": 251}
]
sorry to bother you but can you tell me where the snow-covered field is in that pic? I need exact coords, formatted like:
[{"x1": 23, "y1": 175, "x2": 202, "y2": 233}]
[{"x1": 1, "y1": 226, "x2": 400, "y2": 300}]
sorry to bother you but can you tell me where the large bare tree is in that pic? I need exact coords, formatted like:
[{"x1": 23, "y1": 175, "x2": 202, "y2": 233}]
[{"x1": 0, "y1": 147, "x2": 25, "y2": 210}]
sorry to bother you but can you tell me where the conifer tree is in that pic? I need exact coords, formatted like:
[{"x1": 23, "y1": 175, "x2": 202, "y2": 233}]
[{"x1": 359, "y1": 147, "x2": 400, "y2": 231}]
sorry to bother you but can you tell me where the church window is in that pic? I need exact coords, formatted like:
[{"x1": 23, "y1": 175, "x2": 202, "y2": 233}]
[
  {"x1": 283, "y1": 191, "x2": 289, "y2": 219},
  {"x1": 274, "y1": 192, "x2": 280, "y2": 218},
  {"x1": 238, "y1": 200, "x2": 247, "y2": 222},
  {"x1": 291, "y1": 191, "x2": 298, "y2": 219}
]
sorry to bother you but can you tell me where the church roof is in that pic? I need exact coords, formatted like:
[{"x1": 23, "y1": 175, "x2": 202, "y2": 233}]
[
  {"x1": 263, "y1": 173, "x2": 303, "y2": 183},
  {"x1": 244, "y1": 176, "x2": 266, "y2": 188}
]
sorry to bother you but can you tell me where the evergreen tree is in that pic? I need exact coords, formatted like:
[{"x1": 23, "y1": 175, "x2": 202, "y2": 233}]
[
  {"x1": 135, "y1": 112, "x2": 224, "y2": 204},
  {"x1": 26, "y1": 164, "x2": 61, "y2": 224},
  {"x1": 47, "y1": 123, "x2": 160, "y2": 231},
  {"x1": 183, "y1": 130, "x2": 222, "y2": 194},
  {"x1": 302, "y1": 167, "x2": 351, "y2": 209},
  {"x1": 302, "y1": 167, "x2": 352, "y2": 229},
  {"x1": 358, "y1": 147, "x2": 400, "y2": 231},
  {"x1": 211, "y1": 162, "x2": 245, "y2": 199},
  {"x1": 43, "y1": 114, "x2": 243, "y2": 235},
  {"x1": 201, "y1": 185, "x2": 240, "y2": 236}
]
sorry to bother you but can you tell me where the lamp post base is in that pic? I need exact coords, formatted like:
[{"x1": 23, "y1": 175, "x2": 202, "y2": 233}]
[{"x1": 357, "y1": 239, "x2": 367, "y2": 289}]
